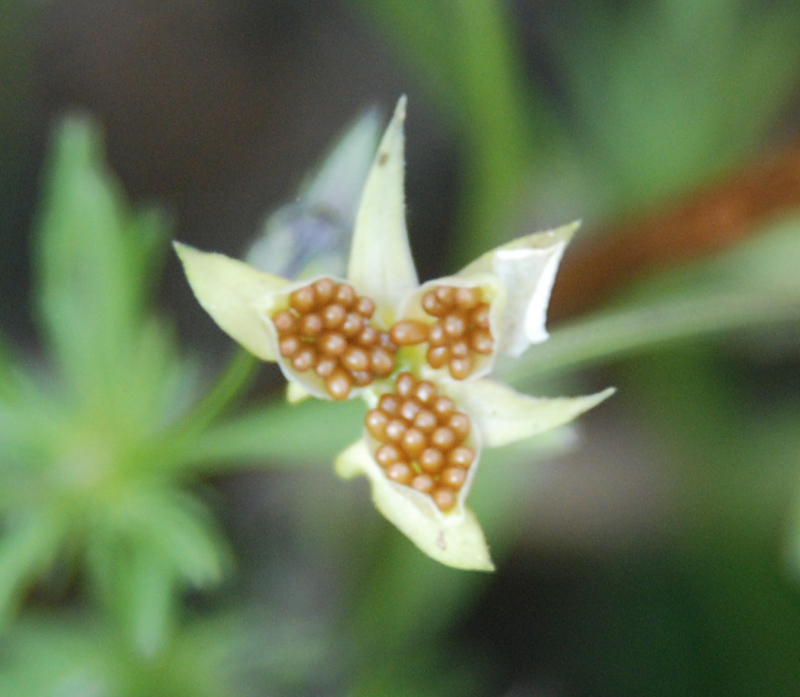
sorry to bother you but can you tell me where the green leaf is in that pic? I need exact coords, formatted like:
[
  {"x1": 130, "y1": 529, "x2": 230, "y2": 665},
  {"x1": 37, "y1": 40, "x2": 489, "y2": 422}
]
[
  {"x1": 549, "y1": 0, "x2": 800, "y2": 210},
  {"x1": 506, "y1": 216, "x2": 800, "y2": 385},
  {"x1": 139, "y1": 490, "x2": 229, "y2": 589},
  {"x1": 0, "y1": 511, "x2": 62, "y2": 628},
  {"x1": 34, "y1": 115, "x2": 169, "y2": 414},
  {"x1": 173, "y1": 398, "x2": 365, "y2": 473},
  {"x1": 120, "y1": 545, "x2": 176, "y2": 658}
]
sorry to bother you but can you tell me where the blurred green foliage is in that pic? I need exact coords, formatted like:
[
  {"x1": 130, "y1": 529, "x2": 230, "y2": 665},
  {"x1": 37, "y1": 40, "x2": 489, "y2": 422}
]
[{"x1": 2, "y1": 0, "x2": 800, "y2": 694}]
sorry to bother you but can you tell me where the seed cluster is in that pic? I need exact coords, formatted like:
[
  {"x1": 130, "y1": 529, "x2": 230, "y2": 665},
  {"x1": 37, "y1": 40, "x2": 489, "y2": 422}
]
[
  {"x1": 390, "y1": 285, "x2": 494, "y2": 380},
  {"x1": 365, "y1": 372, "x2": 476, "y2": 512},
  {"x1": 272, "y1": 278, "x2": 396, "y2": 400}
]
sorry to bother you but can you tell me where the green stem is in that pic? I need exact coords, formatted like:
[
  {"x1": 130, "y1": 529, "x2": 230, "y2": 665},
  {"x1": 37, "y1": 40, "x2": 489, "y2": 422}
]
[
  {"x1": 502, "y1": 291, "x2": 800, "y2": 387},
  {"x1": 173, "y1": 349, "x2": 258, "y2": 438}
]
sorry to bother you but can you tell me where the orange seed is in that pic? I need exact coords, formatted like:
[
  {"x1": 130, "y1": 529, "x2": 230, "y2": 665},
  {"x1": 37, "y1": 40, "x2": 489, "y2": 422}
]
[{"x1": 390, "y1": 320, "x2": 429, "y2": 346}]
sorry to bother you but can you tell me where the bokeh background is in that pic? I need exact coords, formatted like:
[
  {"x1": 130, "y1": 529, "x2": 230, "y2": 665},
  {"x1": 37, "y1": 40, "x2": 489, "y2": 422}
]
[{"x1": 3, "y1": 1, "x2": 800, "y2": 695}]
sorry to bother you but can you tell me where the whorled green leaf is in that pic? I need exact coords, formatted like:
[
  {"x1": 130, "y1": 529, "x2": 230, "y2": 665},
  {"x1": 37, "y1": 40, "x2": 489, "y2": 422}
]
[
  {"x1": 0, "y1": 511, "x2": 63, "y2": 629},
  {"x1": 35, "y1": 117, "x2": 156, "y2": 395},
  {"x1": 84, "y1": 486, "x2": 229, "y2": 655},
  {"x1": 173, "y1": 398, "x2": 364, "y2": 473}
]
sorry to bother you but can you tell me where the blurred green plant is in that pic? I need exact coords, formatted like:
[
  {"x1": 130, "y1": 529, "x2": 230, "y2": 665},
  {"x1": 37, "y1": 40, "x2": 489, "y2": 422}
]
[{"x1": 0, "y1": 117, "x2": 229, "y2": 658}]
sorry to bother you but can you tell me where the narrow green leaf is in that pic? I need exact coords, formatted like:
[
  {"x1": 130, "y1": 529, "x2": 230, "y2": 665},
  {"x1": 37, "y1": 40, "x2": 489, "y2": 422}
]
[
  {"x1": 140, "y1": 491, "x2": 229, "y2": 588},
  {"x1": 505, "y1": 290, "x2": 800, "y2": 387},
  {"x1": 507, "y1": 216, "x2": 800, "y2": 384},
  {"x1": 33, "y1": 115, "x2": 169, "y2": 416},
  {"x1": 173, "y1": 398, "x2": 365, "y2": 473},
  {"x1": 86, "y1": 524, "x2": 176, "y2": 657},
  {"x1": 0, "y1": 511, "x2": 62, "y2": 628}
]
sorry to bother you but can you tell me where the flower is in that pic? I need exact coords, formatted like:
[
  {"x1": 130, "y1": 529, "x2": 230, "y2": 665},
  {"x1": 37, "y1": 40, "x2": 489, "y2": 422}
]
[{"x1": 174, "y1": 97, "x2": 613, "y2": 571}]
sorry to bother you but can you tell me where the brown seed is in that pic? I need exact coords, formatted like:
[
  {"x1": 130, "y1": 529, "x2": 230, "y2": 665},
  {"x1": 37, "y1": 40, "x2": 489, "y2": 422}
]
[
  {"x1": 395, "y1": 372, "x2": 416, "y2": 398},
  {"x1": 454, "y1": 286, "x2": 482, "y2": 311},
  {"x1": 421, "y1": 291, "x2": 446, "y2": 316},
  {"x1": 390, "y1": 320, "x2": 429, "y2": 346},
  {"x1": 449, "y1": 356, "x2": 474, "y2": 380},
  {"x1": 401, "y1": 428, "x2": 427, "y2": 459},
  {"x1": 413, "y1": 409, "x2": 438, "y2": 434},
  {"x1": 278, "y1": 335, "x2": 300, "y2": 358},
  {"x1": 365, "y1": 409, "x2": 389, "y2": 440},
  {"x1": 376, "y1": 443, "x2": 402, "y2": 467},
  {"x1": 299, "y1": 313, "x2": 324, "y2": 336},
  {"x1": 350, "y1": 371, "x2": 373, "y2": 387},
  {"x1": 385, "y1": 419, "x2": 408, "y2": 442},
  {"x1": 471, "y1": 303, "x2": 490, "y2": 329},
  {"x1": 319, "y1": 332, "x2": 347, "y2": 356},
  {"x1": 356, "y1": 296, "x2": 375, "y2": 318},
  {"x1": 399, "y1": 399, "x2": 421, "y2": 422},
  {"x1": 432, "y1": 487, "x2": 457, "y2": 512},
  {"x1": 443, "y1": 314, "x2": 466, "y2": 339},
  {"x1": 415, "y1": 381, "x2": 437, "y2": 404},
  {"x1": 357, "y1": 326, "x2": 379, "y2": 346},
  {"x1": 290, "y1": 285, "x2": 316, "y2": 313},
  {"x1": 272, "y1": 309, "x2": 297, "y2": 335},
  {"x1": 378, "y1": 332, "x2": 396, "y2": 351},
  {"x1": 325, "y1": 370, "x2": 352, "y2": 400},
  {"x1": 386, "y1": 462, "x2": 413, "y2": 485},
  {"x1": 341, "y1": 313, "x2": 364, "y2": 337},
  {"x1": 370, "y1": 347, "x2": 395, "y2": 377},
  {"x1": 434, "y1": 286, "x2": 455, "y2": 308},
  {"x1": 427, "y1": 322, "x2": 447, "y2": 346},
  {"x1": 315, "y1": 357, "x2": 337, "y2": 378},
  {"x1": 342, "y1": 347, "x2": 369, "y2": 372},
  {"x1": 419, "y1": 447, "x2": 444, "y2": 473},
  {"x1": 313, "y1": 278, "x2": 336, "y2": 304},
  {"x1": 335, "y1": 283, "x2": 357, "y2": 308},
  {"x1": 292, "y1": 346, "x2": 317, "y2": 372},
  {"x1": 411, "y1": 474, "x2": 435, "y2": 493},
  {"x1": 450, "y1": 340, "x2": 470, "y2": 359},
  {"x1": 448, "y1": 412, "x2": 471, "y2": 440},
  {"x1": 471, "y1": 329, "x2": 494, "y2": 355},
  {"x1": 448, "y1": 446, "x2": 475, "y2": 469},
  {"x1": 426, "y1": 346, "x2": 449, "y2": 369},
  {"x1": 440, "y1": 467, "x2": 467, "y2": 489},
  {"x1": 378, "y1": 394, "x2": 401, "y2": 415},
  {"x1": 322, "y1": 303, "x2": 346, "y2": 329},
  {"x1": 431, "y1": 426, "x2": 456, "y2": 451},
  {"x1": 432, "y1": 396, "x2": 455, "y2": 420}
]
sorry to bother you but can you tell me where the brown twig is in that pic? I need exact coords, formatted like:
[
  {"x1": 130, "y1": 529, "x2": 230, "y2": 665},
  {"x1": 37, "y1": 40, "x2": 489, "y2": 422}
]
[{"x1": 549, "y1": 138, "x2": 800, "y2": 322}]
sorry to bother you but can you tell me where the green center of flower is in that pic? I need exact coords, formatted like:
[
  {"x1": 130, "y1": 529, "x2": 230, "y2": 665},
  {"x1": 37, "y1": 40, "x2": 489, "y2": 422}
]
[{"x1": 364, "y1": 372, "x2": 476, "y2": 512}]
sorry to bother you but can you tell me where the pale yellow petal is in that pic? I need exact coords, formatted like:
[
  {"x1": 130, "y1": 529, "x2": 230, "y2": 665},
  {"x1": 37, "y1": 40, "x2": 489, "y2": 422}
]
[
  {"x1": 347, "y1": 97, "x2": 418, "y2": 325},
  {"x1": 448, "y1": 378, "x2": 615, "y2": 447},
  {"x1": 335, "y1": 440, "x2": 494, "y2": 571},
  {"x1": 174, "y1": 242, "x2": 289, "y2": 361},
  {"x1": 458, "y1": 222, "x2": 579, "y2": 356},
  {"x1": 286, "y1": 381, "x2": 313, "y2": 403}
]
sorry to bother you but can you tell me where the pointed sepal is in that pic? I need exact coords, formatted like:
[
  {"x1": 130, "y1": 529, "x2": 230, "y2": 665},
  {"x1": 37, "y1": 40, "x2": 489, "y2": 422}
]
[
  {"x1": 347, "y1": 97, "x2": 418, "y2": 327},
  {"x1": 173, "y1": 242, "x2": 288, "y2": 361},
  {"x1": 335, "y1": 440, "x2": 494, "y2": 571},
  {"x1": 448, "y1": 378, "x2": 615, "y2": 447},
  {"x1": 458, "y1": 222, "x2": 579, "y2": 356}
]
